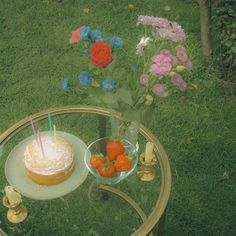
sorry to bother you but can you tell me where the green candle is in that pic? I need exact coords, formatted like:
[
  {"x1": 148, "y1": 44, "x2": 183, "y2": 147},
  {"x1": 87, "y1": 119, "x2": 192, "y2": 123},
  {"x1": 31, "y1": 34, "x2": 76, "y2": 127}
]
[{"x1": 47, "y1": 112, "x2": 53, "y2": 141}]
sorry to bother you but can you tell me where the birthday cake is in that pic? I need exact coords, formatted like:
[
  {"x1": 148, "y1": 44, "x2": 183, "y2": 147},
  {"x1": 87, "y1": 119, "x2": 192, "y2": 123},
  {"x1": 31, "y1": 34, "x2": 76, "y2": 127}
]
[{"x1": 23, "y1": 135, "x2": 75, "y2": 185}]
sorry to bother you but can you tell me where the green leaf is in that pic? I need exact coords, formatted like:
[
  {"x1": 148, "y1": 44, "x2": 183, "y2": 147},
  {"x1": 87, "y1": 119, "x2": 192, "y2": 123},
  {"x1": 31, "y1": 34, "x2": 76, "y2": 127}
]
[
  {"x1": 88, "y1": 86, "x2": 101, "y2": 95},
  {"x1": 107, "y1": 54, "x2": 117, "y2": 72},
  {"x1": 116, "y1": 88, "x2": 133, "y2": 106},
  {"x1": 87, "y1": 88, "x2": 104, "y2": 105},
  {"x1": 122, "y1": 109, "x2": 140, "y2": 122},
  {"x1": 225, "y1": 40, "x2": 233, "y2": 47},
  {"x1": 102, "y1": 93, "x2": 118, "y2": 105},
  {"x1": 91, "y1": 79, "x2": 100, "y2": 87},
  {"x1": 89, "y1": 64, "x2": 96, "y2": 71},
  {"x1": 230, "y1": 46, "x2": 236, "y2": 54},
  {"x1": 87, "y1": 96, "x2": 102, "y2": 105},
  {"x1": 228, "y1": 22, "x2": 236, "y2": 28},
  {"x1": 112, "y1": 68, "x2": 126, "y2": 80}
]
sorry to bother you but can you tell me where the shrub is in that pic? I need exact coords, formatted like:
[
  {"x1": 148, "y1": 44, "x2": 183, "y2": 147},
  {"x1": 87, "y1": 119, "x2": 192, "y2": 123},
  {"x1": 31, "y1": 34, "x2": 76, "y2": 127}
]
[{"x1": 212, "y1": 0, "x2": 236, "y2": 80}]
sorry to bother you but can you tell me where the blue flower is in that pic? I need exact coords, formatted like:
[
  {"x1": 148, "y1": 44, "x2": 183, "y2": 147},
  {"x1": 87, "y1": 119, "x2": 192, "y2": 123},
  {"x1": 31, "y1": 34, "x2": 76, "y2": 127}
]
[
  {"x1": 102, "y1": 79, "x2": 115, "y2": 92},
  {"x1": 80, "y1": 27, "x2": 91, "y2": 41},
  {"x1": 62, "y1": 77, "x2": 70, "y2": 92},
  {"x1": 90, "y1": 29, "x2": 102, "y2": 42},
  {"x1": 79, "y1": 71, "x2": 93, "y2": 85},
  {"x1": 131, "y1": 64, "x2": 138, "y2": 71},
  {"x1": 109, "y1": 36, "x2": 124, "y2": 49}
]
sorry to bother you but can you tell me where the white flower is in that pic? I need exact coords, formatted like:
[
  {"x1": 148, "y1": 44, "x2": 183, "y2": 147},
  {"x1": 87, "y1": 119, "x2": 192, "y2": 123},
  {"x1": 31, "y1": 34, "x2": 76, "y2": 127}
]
[{"x1": 136, "y1": 36, "x2": 152, "y2": 55}]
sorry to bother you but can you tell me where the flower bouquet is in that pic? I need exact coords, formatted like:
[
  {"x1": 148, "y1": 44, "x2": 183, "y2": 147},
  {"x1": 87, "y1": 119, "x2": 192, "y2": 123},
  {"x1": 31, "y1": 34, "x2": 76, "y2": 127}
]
[
  {"x1": 67, "y1": 15, "x2": 192, "y2": 142},
  {"x1": 135, "y1": 15, "x2": 192, "y2": 100}
]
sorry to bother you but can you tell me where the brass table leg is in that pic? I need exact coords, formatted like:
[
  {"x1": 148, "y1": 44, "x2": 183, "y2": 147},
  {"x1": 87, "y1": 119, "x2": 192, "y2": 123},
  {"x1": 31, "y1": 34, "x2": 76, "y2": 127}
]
[
  {"x1": 98, "y1": 115, "x2": 108, "y2": 201},
  {"x1": 156, "y1": 208, "x2": 166, "y2": 236},
  {"x1": 98, "y1": 115, "x2": 106, "y2": 155}
]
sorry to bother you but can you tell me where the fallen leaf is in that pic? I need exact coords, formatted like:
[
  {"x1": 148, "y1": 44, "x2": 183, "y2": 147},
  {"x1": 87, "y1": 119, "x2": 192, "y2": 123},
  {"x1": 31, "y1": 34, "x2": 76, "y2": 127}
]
[
  {"x1": 83, "y1": 8, "x2": 90, "y2": 13},
  {"x1": 128, "y1": 4, "x2": 135, "y2": 9},
  {"x1": 179, "y1": 96, "x2": 186, "y2": 102},
  {"x1": 222, "y1": 171, "x2": 229, "y2": 180},
  {"x1": 164, "y1": 5, "x2": 171, "y2": 11}
]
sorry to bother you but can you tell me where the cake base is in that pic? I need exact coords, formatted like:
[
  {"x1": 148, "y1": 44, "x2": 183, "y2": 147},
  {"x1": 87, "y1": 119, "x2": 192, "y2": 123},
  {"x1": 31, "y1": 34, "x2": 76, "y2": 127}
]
[{"x1": 25, "y1": 161, "x2": 75, "y2": 185}]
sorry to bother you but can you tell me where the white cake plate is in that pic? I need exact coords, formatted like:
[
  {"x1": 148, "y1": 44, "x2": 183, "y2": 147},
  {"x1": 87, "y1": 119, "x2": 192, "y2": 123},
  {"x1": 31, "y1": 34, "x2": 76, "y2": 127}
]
[{"x1": 5, "y1": 131, "x2": 89, "y2": 200}]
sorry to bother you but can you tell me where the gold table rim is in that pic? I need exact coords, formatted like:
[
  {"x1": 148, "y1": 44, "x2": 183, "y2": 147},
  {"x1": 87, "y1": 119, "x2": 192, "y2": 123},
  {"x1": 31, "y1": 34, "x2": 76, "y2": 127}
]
[{"x1": 0, "y1": 105, "x2": 171, "y2": 236}]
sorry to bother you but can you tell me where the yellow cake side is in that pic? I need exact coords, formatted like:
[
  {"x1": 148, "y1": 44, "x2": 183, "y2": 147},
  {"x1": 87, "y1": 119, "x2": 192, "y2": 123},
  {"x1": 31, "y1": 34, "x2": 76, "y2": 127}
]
[{"x1": 25, "y1": 160, "x2": 75, "y2": 185}]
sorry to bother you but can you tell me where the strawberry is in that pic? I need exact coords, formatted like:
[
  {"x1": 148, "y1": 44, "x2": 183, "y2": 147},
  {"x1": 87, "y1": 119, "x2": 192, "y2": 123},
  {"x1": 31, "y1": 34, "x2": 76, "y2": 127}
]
[
  {"x1": 90, "y1": 154, "x2": 106, "y2": 169},
  {"x1": 114, "y1": 154, "x2": 132, "y2": 172},
  {"x1": 98, "y1": 162, "x2": 115, "y2": 177},
  {"x1": 106, "y1": 140, "x2": 125, "y2": 160}
]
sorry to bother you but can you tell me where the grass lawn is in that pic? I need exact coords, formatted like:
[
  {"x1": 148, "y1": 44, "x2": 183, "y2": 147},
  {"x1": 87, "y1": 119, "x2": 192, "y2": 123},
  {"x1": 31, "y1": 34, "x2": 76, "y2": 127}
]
[{"x1": 0, "y1": 0, "x2": 236, "y2": 235}]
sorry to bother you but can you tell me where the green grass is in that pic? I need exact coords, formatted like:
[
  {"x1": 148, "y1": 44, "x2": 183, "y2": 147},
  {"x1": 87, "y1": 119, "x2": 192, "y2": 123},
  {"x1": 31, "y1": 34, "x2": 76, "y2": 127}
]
[{"x1": 0, "y1": 0, "x2": 236, "y2": 235}]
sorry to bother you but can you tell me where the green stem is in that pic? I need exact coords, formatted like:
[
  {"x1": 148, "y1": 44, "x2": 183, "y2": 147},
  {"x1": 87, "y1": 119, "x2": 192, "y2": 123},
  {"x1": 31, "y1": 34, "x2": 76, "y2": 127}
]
[
  {"x1": 133, "y1": 94, "x2": 144, "y2": 109},
  {"x1": 121, "y1": 48, "x2": 133, "y2": 61},
  {"x1": 157, "y1": 40, "x2": 165, "y2": 52},
  {"x1": 142, "y1": 54, "x2": 146, "y2": 74}
]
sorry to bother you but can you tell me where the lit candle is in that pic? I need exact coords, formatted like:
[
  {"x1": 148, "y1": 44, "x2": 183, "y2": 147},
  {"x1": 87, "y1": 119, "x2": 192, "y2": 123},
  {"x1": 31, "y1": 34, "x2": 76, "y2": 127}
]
[
  {"x1": 4, "y1": 186, "x2": 20, "y2": 205},
  {"x1": 53, "y1": 124, "x2": 57, "y2": 144},
  {"x1": 145, "y1": 142, "x2": 154, "y2": 163}
]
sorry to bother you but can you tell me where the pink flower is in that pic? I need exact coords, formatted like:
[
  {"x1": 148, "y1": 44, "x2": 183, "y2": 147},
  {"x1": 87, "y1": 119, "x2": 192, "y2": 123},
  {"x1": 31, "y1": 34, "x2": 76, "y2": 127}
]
[
  {"x1": 69, "y1": 26, "x2": 84, "y2": 44},
  {"x1": 153, "y1": 21, "x2": 186, "y2": 42},
  {"x1": 152, "y1": 53, "x2": 172, "y2": 64},
  {"x1": 137, "y1": 15, "x2": 186, "y2": 42},
  {"x1": 152, "y1": 84, "x2": 169, "y2": 97},
  {"x1": 137, "y1": 15, "x2": 169, "y2": 28},
  {"x1": 160, "y1": 49, "x2": 171, "y2": 55},
  {"x1": 175, "y1": 45, "x2": 192, "y2": 69},
  {"x1": 182, "y1": 60, "x2": 193, "y2": 70},
  {"x1": 170, "y1": 55, "x2": 178, "y2": 67},
  {"x1": 140, "y1": 74, "x2": 149, "y2": 85},
  {"x1": 160, "y1": 50, "x2": 178, "y2": 67},
  {"x1": 176, "y1": 50, "x2": 188, "y2": 63},
  {"x1": 156, "y1": 27, "x2": 185, "y2": 42},
  {"x1": 171, "y1": 73, "x2": 187, "y2": 91},
  {"x1": 176, "y1": 45, "x2": 186, "y2": 52},
  {"x1": 171, "y1": 22, "x2": 186, "y2": 41},
  {"x1": 176, "y1": 46, "x2": 188, "y2": 63},
  {"x1": 151, "y1": 53, "x2": 173, "y2": 76}
]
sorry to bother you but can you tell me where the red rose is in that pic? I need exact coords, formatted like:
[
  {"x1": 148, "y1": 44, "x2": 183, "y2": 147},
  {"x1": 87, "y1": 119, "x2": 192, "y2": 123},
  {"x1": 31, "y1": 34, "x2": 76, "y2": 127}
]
[{"x1": 90, "y1": 42, "x2": 112, "y2": 68}]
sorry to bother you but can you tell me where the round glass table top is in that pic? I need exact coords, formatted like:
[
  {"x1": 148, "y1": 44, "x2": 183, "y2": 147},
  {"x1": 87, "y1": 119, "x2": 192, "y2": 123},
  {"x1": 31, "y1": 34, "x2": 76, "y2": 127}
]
[{"x1": 0, "y1": 105, "x2": 171, "y2": 236}]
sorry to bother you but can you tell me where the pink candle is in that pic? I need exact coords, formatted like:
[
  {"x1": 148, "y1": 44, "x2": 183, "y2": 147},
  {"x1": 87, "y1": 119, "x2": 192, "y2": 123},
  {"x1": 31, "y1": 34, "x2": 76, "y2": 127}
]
[
  {"x1": 29, "y1": 117, "x2": 38, "y2": 144},
  {"x1": 37, "y1": 130, "x2": 45, "y2": 158}
]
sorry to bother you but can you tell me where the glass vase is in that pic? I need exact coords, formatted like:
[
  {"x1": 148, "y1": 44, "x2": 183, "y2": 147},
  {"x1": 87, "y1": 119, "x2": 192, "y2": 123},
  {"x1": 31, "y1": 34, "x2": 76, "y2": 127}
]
[{"x1": 109, "y1": 109, "x2": 140, "y2": 152}]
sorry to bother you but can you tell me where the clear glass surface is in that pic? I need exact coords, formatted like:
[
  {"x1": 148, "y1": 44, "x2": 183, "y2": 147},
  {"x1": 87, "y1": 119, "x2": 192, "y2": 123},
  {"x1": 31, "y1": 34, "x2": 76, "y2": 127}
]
[{"x1": 0, "y1": 113, "x2": 162, "y2": 236}]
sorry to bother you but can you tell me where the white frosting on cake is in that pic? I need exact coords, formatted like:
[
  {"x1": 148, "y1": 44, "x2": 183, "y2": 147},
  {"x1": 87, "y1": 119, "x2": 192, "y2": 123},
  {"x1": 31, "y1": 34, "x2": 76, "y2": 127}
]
[{"x1": 24, "y1": 135, "x2": 74, "y2": 175}]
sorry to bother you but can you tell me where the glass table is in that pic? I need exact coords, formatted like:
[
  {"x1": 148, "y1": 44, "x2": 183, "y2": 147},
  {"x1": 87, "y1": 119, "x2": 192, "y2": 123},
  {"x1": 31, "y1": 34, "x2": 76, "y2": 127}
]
[{"x1": 0, "y1": 105, "x2": 171, "y2": 236}]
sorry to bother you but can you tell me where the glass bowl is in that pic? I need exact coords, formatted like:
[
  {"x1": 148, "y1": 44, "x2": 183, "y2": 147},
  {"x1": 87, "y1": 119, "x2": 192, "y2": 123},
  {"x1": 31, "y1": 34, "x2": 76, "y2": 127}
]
[{"x1": 84, "y1": 137, "x2": 138, "y2": 185}]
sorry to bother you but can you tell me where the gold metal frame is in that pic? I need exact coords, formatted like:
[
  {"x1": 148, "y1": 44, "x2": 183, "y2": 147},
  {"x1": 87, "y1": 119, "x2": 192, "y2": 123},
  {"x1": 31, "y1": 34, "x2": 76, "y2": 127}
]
[
  {"x1": 0, "y1": 229, "x2": 8, "y2": 236},
  {"x1": 0, "y1": 105, "x2": 171, "y2": 236}
]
